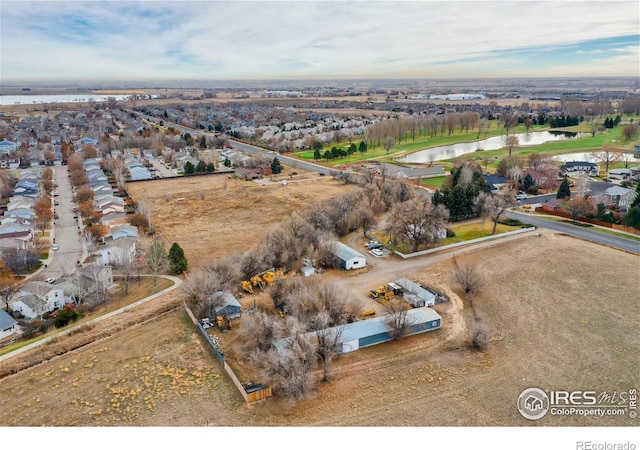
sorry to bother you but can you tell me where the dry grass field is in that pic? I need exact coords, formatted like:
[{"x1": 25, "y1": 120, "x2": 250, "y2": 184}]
[
  {"x1": 125, "y1": 172, "x2": 360, "y2": 269},
  {"x1": 1, "y1": 233, "x2": 637, "y2": 426},
  {"x1": 2, "y1": 159, "x2": 638, "y2": 429}
]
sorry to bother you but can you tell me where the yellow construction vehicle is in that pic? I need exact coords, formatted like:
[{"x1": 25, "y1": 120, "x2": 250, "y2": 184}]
[
  {"x1": 369, "y1": 285, "x2": 394, "y2": 299},
  {"x1": 359, "y1": 309, "x2": 376, "y2": 318},
  {"x1": 240, "y1": 280, "x2": 254, "y2": 294},
  {"x1": 262, "y1": 271, "x2": 276, "y2": 286}
]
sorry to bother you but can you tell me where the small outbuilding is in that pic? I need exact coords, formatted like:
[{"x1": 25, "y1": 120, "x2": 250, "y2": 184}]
[
  {"x1": 332, "y1": 242, "x2": 367, "y2": 270},
  {"x1": 209, "y1": 291, "x2": 242, "y2": 319},
  {"x1": 396, "y1": 278, "x2": 436, "y2": 307},
  {"x1": 300, "y1": 265, "x2": 315, "y2": 277}
]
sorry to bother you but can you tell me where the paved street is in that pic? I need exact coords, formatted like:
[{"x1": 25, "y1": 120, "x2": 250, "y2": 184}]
[{"x1": 40, "y1": 166, "x2": 86, "y2": 279}]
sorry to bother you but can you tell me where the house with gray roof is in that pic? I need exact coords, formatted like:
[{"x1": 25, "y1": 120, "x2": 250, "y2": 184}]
[
  {"x1": 377, "y1": 162, "x2": 446, "y2": 180},
  {"x1": 598, "y1": 186, "x2": 637, "y2": 208},
  {"x1": 0, "y1": 309, "x2": 18, "y2": 340}
]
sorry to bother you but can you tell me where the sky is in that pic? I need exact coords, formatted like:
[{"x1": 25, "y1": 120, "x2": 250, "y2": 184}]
[{"x1": 1, "y1": 0, "x2": 639, "y2": 82}]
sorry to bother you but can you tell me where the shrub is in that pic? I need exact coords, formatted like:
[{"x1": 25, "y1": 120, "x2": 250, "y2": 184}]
[
  {"x1": 53, "y1": 309, "x2": 83, "y2": 328},
  {"x1": 498, "y1": 218, "x2": 524, "y2": 227}
]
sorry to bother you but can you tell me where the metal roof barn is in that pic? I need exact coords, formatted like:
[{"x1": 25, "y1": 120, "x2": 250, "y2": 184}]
[
  {"x1": 332, "y1": 241, "x2": 367, "y2": 270},
  {"x1": 275, "y1": 308, "x2": 441, "y2": 355}
]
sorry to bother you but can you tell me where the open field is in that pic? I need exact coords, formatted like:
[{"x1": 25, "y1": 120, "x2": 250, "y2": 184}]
[
  {"x1": 1, "y1": 233, "x2": 637, "y2": 426},
  {"x1": 125, "y1": 171, "x2": 360, "y2": 269}
]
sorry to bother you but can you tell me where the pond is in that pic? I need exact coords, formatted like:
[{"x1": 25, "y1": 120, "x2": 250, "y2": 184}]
[{"x1": 397, "y1": 131, "x2": 590, "y2": 163}]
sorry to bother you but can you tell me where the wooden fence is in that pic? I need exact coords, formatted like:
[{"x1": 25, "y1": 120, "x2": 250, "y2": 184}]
[{"x1": 183, "y1": 303, "x2": 272, "y2": 404}]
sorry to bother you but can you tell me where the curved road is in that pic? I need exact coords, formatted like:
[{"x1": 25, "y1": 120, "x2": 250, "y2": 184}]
[
  {"x1": 504, "y1": 210, "x2": 640, "y2": 254},
  {"x1": 0, "y1": 275, "x2": 183, "y2": 363}
]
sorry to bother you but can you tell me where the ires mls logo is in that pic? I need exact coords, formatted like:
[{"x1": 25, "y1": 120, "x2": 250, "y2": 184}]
[
  {"x1": 518, "y1": 387, "x2": 638, "y2": 420},
  {"x1": 518, "y1": 387, "x2": 550, "y2": 420}
]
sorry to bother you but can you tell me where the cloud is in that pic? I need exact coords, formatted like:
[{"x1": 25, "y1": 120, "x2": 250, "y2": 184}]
[{"x1": 1, "y1": 1, "x2": 638, "y2": 80}]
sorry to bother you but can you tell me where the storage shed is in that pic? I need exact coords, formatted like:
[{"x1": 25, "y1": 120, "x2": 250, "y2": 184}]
[
  {"x1": 209, "y1": 291, "x2": 242, "y2": 319},
  {"x1": 332, "y1": 242, "x2": 367, "y2": 270},
  {"x1": 396, "y1": 278, "x2": 436, "y2": 307},
  {"x1": 276, "y1": 308, "x2": 442, "y2": 355}
]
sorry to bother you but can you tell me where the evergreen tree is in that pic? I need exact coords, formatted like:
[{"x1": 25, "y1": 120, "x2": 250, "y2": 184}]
[
  {"x1": 631, "y1": 184, "x2": 640, "y2": 208},
  {"x1": 206, "y1": 162, "x2": 215, "y2": 173},
  {"x1": 431, "y1": 189, "x2": 444, "y2": 207},
  {"x1": 556, "y1": 177, "x2": 571, "y2": 199},
  {"x1": 195, "y1": 160, "x2": 207, "y2": 172},
  {"x1": 522, "y1": 173, "x2": 535, "y2": 191},
  {"x1": 199, "y1": 136, "x2": 207, "y2": 148},
  {"x1": 359, "y1": 141, "x2": 367, "y2": 154},
  {"x1": 348, "y1": 143, "x2": 357, "y2": 155},
  {"x1": 168, "y1": 243, "x2": 188, "y2": 274},
  {"x1": 622, "y1": 207, "x2": 640, "y2": 230},
  {"x1": 224, "y1": 157, "x2": 232, "y2": 167},
  {"x1": 183, "y1": 161, "x2": 195, "y2": 174},
  {"x1": 330, "y1": 147, "x2": 339, "y2": 159},
  {"x1": 313, "y1": 148, "x2": 322, "y2": 160},
  {"x1": 271, "y1": 157, "x2": 282, "y2": 175},
  {"x1": 323, "y1": 150, "x2": 332, "y2": 160}
]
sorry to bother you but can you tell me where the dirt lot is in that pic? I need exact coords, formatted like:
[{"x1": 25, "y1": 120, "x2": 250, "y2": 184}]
[
  {"x1": 125, "y1": 172, "x2": 360, "y2": 269},
  {"x1": 1, "y1": 233, "x2": 637, "y2": 426}
]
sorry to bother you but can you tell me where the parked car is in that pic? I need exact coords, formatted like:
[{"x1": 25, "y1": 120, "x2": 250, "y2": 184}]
[
  {"x1": 46, "y1": 278, "x2": 56, "y2": 284},
  {"x1": 516, "y1": 193, "x2": 527, "y2": 200},
  {"x1": 371, "y1": 248, "x2": 383, "y2": 256},
  {"x1": 365, "y1": 240, "x2": 380, "y2": 249},
  {"x1": 52, "y1": 244, "x2": 59, "y2": 251}
]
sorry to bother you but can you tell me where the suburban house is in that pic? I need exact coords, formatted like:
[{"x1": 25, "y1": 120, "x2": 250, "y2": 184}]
[
  {"x1": 275, "y1": 308, "x2": 442, "y2": 355},
  {"x1": 598, "y1": 186, "x2": 637, "y2": 208},
  {"x1": 483, "y1": 174, "x2": 510, "y2": 191},
  {"x1": 98, "y1": 236, "x2": 137, "y2": 265},
  {"x1": 520, "y1": 168, "x2": 558, "y2": 191},
  {"x1": 10, "y1": 282, "x2": 65, "y2": 320},
  {"x1": 0, "y1": 309, "x2": 18, "y2": 340},
  {"x1": 332, "y1": 242, "x2": 367, "y2": 270},
  {"x1": 0, "y1": 140, "x2": 19, "y2": 154},
  {"x1": 235, "y1": 167, "x2": 260, "y2": 180},
  {"x1": 608, "y1": 168, "x2": 632, "y2": 181},
  {"x1": 209, "y1": 291, "x2": 242, "y2": 319},
  {"x1": 560, "y1": 161, "x2": 599, "y2": 177},
  {"x1": 77, "y1": 264, "x2": 114, "y2": 295},
  {"x1": 376, "y1": 163, "x2": 446, "y2": 180}
]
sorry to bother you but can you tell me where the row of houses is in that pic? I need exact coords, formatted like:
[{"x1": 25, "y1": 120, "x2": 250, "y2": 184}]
[
  {"x1": 0, "y1": 169, "x2": 44, "y2": 253},
  {"x1": 81, "y1": 158, "x2": 138, "y2": 263}
]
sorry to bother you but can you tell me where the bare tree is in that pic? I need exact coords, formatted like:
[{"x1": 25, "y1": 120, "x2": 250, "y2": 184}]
[
  {"x1": 111, "y1": 247, "x2": 140, "y2": 295},
  {"x1": 310, "y1": 311, "x2": 344, "y2": 381},
  {"x1": 250, "y1": 324, "x2": 317, "y2": 401},
  {"x1": 560, "y1": 196, "x2": 596, "y2": 223},
  {"x1": 385, "y1": 297, "x2": 413, "y2": 340},
  {"x1": 239, "y1": 311, "x2": 283, "y2": 353},
  {"x1": 503, "y1": 134, "x2": 519, "y2": 158},
  {"x1": 136, "y1": 199, "x2": 154, "y2": 234},
  {"x1": 0, "y1": 275, "x2": 22, "y2": 310},
  {"x1": 146, "y1": 238, "x2": 168, "y2": 289},
  {"x1": 474, "y1": 190, "x2": 517, "y2": 235},
  {"x1": 592, "y1": 144, "x2": 622, "y2": 174},
  {"x1": 452, "y1": 262, "x2": 483, "y2": 298},
  {"x1": 471, "y1": 322, "x2": 489, "y2": 350},
  {"x1": 387, "y1": 198, "x2": 449, "y2": 252},
  {"x1": 383, "y1": 136, "x2": 395, "y2": 155}
]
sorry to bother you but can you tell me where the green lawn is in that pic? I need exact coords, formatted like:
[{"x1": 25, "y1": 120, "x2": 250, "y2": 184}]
[{"x1": 291, "y1": 121, "x2": 636, "y2": 169}]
